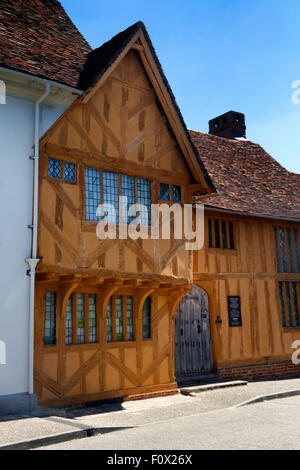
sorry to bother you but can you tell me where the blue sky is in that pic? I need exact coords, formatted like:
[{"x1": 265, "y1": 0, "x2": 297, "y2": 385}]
[{"x1": 61, "y1": 0, "x2": 300, "y2": 173}]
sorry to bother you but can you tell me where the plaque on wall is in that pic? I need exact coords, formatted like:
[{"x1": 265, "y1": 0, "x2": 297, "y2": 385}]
[{"x1": 228, "y1": 296, "x2": 242, "y2": 327}]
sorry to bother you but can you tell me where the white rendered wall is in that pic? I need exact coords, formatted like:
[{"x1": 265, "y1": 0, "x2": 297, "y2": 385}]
[{"x1": 0, "y1": 94, "x2": 67, "y2": 396}]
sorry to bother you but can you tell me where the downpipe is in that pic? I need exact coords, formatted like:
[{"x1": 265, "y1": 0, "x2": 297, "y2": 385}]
[{"x1": 26, "y1": 83, "x2": 51, "y2": 395}]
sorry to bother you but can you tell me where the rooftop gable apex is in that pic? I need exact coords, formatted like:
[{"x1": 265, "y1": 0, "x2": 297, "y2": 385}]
[{"x1": 79, "y1": 22, "x2": 215, "y2": 193}]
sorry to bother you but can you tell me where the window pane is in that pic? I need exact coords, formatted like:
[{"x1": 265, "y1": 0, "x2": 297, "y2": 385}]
[
  {"x1": 89, "y1": 294, "x2": 97, "y2": 343},
  {"x1": 294, "y1": 229, "x2": 300, "y2": 273},
  {"x1": 103, "y1": 171, "x2": 119, "y2": 223},
  {"x1": 221, "y1": 221, "x2": 227, "y2": 249},
  {"x1": 287, "y1": 229, "x2": 295, "y2": 273},
  {"x1": 65, "y1": 296, "x2": 73, "y2": 345},
  {"x1": 76, "y1": 293, "x2": 85, "y2": 344},
  {"x1": 64, "y1": 162, "x2": 76, "y2": 182},
  {"x1": 160, "y1": 183, "x2": 170, "y2": 201},
  {"x1": 274, "y1": 228, "x2": 281, "y2": 273},
  {"x1": 85, "y1": 167, "x2": 101, "y2": 221},
  {"x1": 172, "y1": 185, "x2": 182, "y2": 203},
  {"x1": 121, "y1": 174, "x2": 135, "y2": 224},
  {"x1": 126, "y1": 296, "x2": 133, "y2": 341},
  {"x1": 44, "y1": 292, "x2": 56, "y2": 345},
  {"x1": 279, "y1": 228, "x2": 288, "y2": 273},
  {"x1": 106, "y1": 298, "x2": 112, "y2": 342},
  {"x1": 142, "y1": 297, "x2": 151, "y2": 340},
  {"x1": 285, "y1": 282, "x2": 293, "y2": 327},
  {"x1": 115, "y1": 295, "x2": 123, "y2": 341},
  {"x1": 137, "y1": 178, "x2": 151, "y2": 226},
  {"x1": 292, "y1": 283, "x2": 300, "y2": 327},
  {"x1": 48, "y1": 158, "x2": 61, "y2": 179},
  {"x1": 214, "y1": 220, "x2": 220, "y2": 248}
]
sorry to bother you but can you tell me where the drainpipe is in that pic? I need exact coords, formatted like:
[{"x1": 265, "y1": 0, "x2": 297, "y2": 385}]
[{"x1": 26, "y1": 83, "x2": 51, "y2": 395}]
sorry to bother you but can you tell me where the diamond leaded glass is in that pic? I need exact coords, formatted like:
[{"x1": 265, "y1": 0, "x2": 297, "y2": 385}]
[
  {"x1": 44, "y1": 292, "x2": 56, "y2": 345},
  {"x1": 48, "y1": 158, "x2": 61, "y2": 179},
  {"x1": 121, "y1": 174, "x2": 135, "y2": 224},
  {"x1": 160, "y1": 183, "x2": 170, "y2": 201},
  {"x1": 103, "y1": 171, "x2": 119, "y2": 223},
  {"x1": 172, "y1": 185, "x2": 182, "y2": 203},
  {"x1": 64, "y1": 162, "x2": 76, "y2": 182},
  {"x1": 137, "y1": 177, "x2": 151, "y2": 226}
]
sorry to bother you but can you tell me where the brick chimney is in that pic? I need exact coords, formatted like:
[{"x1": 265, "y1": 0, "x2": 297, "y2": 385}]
[{"x1": 209, "y1": 111, "x2": 246, "y2": 139}]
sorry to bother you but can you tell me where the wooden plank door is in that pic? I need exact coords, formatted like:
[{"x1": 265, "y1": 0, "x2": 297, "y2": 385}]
[{"x1": 175, "y1": 285, "x2": 213, "y2": 378}]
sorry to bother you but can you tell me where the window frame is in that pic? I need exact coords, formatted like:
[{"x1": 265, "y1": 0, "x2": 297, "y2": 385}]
[
  {"x1": 277, "y1": 280, "x2": 300, "y2": 329},
  {"x1": 47, "y1": 157, "x2": 77, "y2": 185},
  {"x1": 64, "y1": 292, "x2": 98, "y2": 346},
  {"x1": 274, "y1": 225, "x2": 300, "y2": 274},
  {"x1": 106, "y1": 294, "x2": 135, "y2": 343},
  {"x1": 207, "y1": 216, "x2": 236, "y2": 252},
  {"x1": 158, "y1": 182, "x2": 182, "y2": 204},
  {"x1": 84, "y1": 165, "x2": 153, "y2": 226}
]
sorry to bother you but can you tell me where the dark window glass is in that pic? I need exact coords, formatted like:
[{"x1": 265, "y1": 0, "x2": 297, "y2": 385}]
[
  {"x1": 214, "y1": 220, "x2": 220, "y2": 248},
  {"x1": 160, "y1": 183, "x2": 170, "y2": 201},
  {"x1": 65, "y1": 296, "x2": 73, "y2": 345},
  {"x1": 222, "y1": 221, "x2": 227, "y2": 249},
  {"x1": 172, "y1": 185, "x2": 182, "y2": 203},
  {"x1": 106, "y1": 298, "x2": 112, "y2": 342},
  {"x1": 48, "y1": 158, "x2": 61, "y2": 179},
  {"x1": 126, "y1": 296, "x2": 134, "y2": 341},
  {"x1": 116, "y1": 295, "x2": 123, "y2": 341},
  {"x1": 76, "y1": 294, "x2": 85, "y2": 344},
  {"x1": 44, "y1": 292, "x2": 56, "y2": 345},
  {"x1": 89, "y1": 294, "x2": 97, "y2": 343},
  {"x1": 64, "y1": 162, "x2": 76, "y2": 182},
  {"x1": 278, "y1": 282, "x2": 286, "y2": 327},
  {"x1": 287, "y1": 229, "x2": 295, "y2": 273},
  {"x1": 294, "y1": 229, "x2": 300, "y2": 273},
  {"x1": 121, "y1": 174, "x2": 135, "y2": 224},
  {"x1": 292, "y1": 283, "x2": 300, "y2": 327},
  {"x1": 103, "y1": 171, "x2": 119, "y2": 223},
  {"x1": 279, "y1": 228, "x2": 288, "y2": 273},
  {"x1": 229, "y1": 221, "x2": 234, "y2": 249},
  {"x1": 137, "y1": 177, "x2": 151, "y2": 226},
  {"x1": 285, "y1": 282, "x2": 293, "y2": 327},
  {"x1": 85, "y1": 167, "x2": 101, "y2": 221},
  {"x1": 142, "y1": 297, "x2": 151, "y2": 340}
]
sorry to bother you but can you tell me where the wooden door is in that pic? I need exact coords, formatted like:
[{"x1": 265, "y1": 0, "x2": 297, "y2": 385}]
[{"x1": 175, "y1": 285, "x2": 213, "y2": 378}]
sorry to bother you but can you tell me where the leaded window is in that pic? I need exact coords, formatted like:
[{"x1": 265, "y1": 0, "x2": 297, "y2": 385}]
[
  {"x1": 64, "y1": 162, "x2": 76, "y2": 182},
  {"x1": 172, "y1": 185, "x2": 182, "y2": 203},
  {"x1": 160, "y1": 183, "x2": 170, "y2": 201},
  {"x1": 85, "y1": 167, "x2": 101, "y2": 221},
  {"x1": 142, "y1": 297, "x2": 152, "y2": 340},
  {"x1": 106, "y1": 295, "x2": 135, "y2": 342},
  {"x1": 137, "y1": 177, "x2": 151, "y2": 225},
  {"x1": 121, "y1": 174, "x2": 136, "y2": 224},
  {"x1": 65, "y1": 297, "x2": 73, "y2": 345},
  {"x1": 65, "y1": 293, "x2": 97, "y2": 345},
  {"x1": 103, "y1": 170, "x2": 119, "y2": 223},
  {"x1": 48, "y1": 158, "x2": 61, "y2": 179},
  {"x1": 208, "y1": 218, "x2": 235, "y2": 250},
  {"x1": 76, "y1": 294, "x2": 85, "y2": 344},
  {"x1": 278, "y1": 281, "x2": 300, "y2": 328},
  {"x1": 44, "y1": 292, "x2": 56, "y2": 345},
  {"x1": 274, "y1": 226, "x2": 300, "y2": 273}
]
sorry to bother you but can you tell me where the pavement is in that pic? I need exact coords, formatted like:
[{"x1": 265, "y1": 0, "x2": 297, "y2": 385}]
[{"x1": 0, "y1": 377, "x2": 300, "y2": 450}]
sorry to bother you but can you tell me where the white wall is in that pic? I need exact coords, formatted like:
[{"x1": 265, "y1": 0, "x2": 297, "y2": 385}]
[{"x1": 0, "y1": 94, "x2": 67, "y2": 396}]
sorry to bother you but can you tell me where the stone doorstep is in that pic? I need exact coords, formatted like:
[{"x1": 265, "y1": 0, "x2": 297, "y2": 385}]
[{"x1": 180, "y1": 380, "x2": 248, "y2": 396}]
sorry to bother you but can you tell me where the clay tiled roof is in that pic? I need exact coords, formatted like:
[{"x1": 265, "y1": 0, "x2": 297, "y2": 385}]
[
  {"x1": 190, "y1": 130, "x2": 300, "y2": 221},
  {"x1": 0, "y1": 0, "x2": 91, "y2": 88}
]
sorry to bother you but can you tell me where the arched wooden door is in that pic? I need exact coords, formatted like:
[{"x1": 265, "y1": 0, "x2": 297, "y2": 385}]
[{"x1": 175, "y1": 285, "x2": 213, "y2": 378}]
